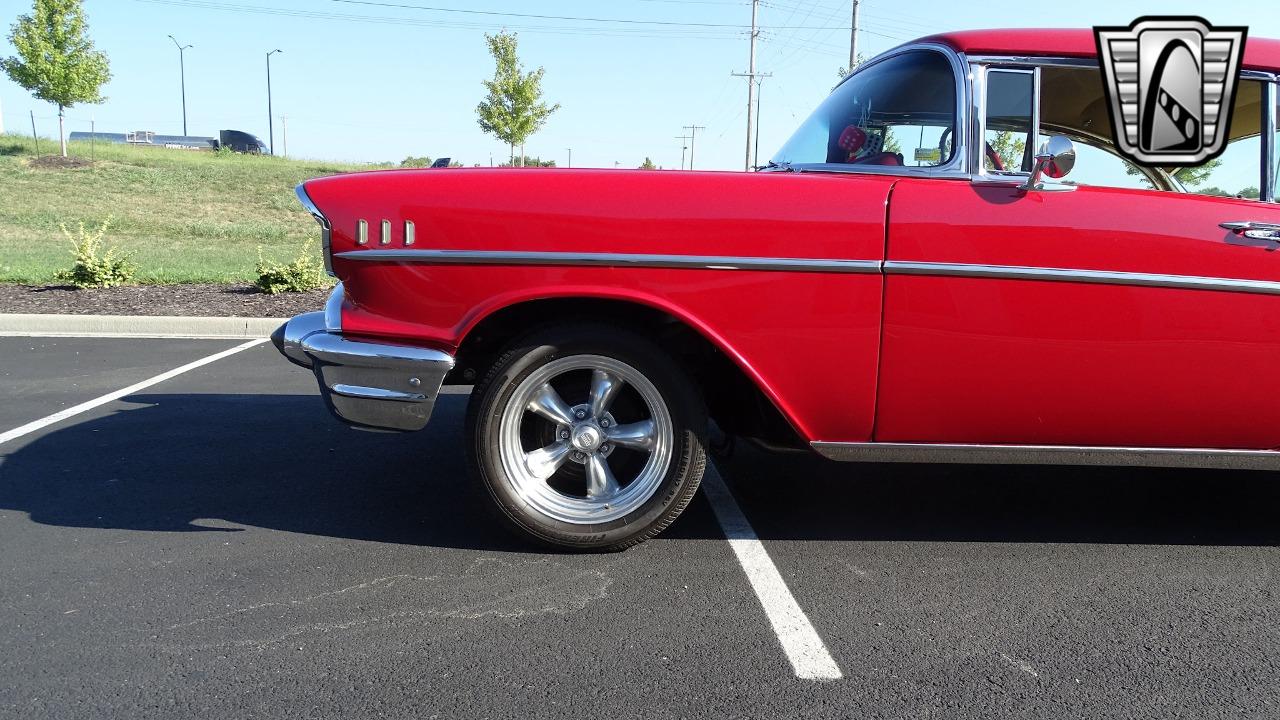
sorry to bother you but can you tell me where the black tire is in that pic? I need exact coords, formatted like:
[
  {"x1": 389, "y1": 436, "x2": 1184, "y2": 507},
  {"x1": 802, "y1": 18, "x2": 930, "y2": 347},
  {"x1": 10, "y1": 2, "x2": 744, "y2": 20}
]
[{"x1": 466, "y1": 323, "x2": 707, "y2": 551}]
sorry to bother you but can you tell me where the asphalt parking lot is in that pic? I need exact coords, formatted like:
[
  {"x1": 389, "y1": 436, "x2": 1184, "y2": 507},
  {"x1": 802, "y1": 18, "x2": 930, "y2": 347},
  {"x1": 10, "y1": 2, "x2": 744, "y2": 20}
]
[{"x1": 2, "y1": 336, "x2": 1279, "y2": 719}]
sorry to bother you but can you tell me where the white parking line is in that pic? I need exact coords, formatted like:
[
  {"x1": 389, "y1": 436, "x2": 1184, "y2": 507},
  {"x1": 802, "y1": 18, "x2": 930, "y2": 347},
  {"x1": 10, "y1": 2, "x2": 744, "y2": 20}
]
[
  {"x1": 701, "y1": 465, "x2": 843, "y2": 681},
  {"x1": 0, "y1": 338, "x2": 268, "y2": 447}
]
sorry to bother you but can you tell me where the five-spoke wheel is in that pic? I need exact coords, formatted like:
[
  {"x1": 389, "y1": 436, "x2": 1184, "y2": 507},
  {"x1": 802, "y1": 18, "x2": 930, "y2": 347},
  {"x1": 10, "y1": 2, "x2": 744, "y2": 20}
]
[{"x1": 468, "y1": 324, "x2": 706, "y2": 550}]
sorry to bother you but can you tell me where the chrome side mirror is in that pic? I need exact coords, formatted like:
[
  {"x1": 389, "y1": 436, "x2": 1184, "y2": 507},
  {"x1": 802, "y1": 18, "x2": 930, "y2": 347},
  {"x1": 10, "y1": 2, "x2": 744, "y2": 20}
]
[{"x1": 1019, "y1": 135, "x2": 1076, "y2": 191}]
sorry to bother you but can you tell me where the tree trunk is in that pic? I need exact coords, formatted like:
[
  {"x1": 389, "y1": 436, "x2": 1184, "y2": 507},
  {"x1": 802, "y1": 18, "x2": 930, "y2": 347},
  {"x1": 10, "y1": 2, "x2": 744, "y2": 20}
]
[
  {"x1": 58, "y1": 106, "x2": 67, "y2": 158},
  {"x1": 509, "y1": 144, "x2": 514, "y2": 166},
  {"x1": 520, "y1": 143, "x2": 525, "y2": 167}
]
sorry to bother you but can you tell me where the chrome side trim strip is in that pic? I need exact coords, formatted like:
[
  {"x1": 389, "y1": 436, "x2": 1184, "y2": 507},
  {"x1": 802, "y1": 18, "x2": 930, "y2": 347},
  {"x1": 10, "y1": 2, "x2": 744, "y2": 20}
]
[
  {"x1": 330, "y1": 252, "x2": 1280, "y2": 296},
  {"x1": 334, "y1": 249, "x2": 883, "y2": 274},
  {"x1": 331, "y1": 384, "x2": 428, "y2": 402},
  {"x1": 885, "y1": 261, "x2": 1280, "y2": 296},
  {"x1": 811, "y1": 441, "x2": 1280, "y2": 471}
]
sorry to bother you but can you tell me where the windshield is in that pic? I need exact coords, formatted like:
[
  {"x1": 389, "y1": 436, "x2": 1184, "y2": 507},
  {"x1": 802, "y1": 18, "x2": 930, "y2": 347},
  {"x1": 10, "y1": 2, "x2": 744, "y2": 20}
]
[{"x1": 770, "y1": 50, "x2": 957, "y2": 169}]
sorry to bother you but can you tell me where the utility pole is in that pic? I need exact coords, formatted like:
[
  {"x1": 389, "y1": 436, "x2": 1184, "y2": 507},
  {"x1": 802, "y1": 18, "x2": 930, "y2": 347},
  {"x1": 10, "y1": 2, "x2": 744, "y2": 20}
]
[
  {"x1": 168, "y1": 35, "x2": 193, "y2": 135},
  {"x1": 732, "y1": 0, "x2": 766, "y2": 170},
  {"x1": 849, "y1": 0, "x2": 860, "y2": 72},
  {"x1": 281, "y1": 115, "x2": 287, "y2": 158},
  {"x1": 747, "y1": 0, "x2": 761, "y2": 171},
  {"x1": 754, "y1": 76, "x2": 765, "y2": 169},
  {"x1": 675, "y1": 134, "x2": 691, "y2": 170},
  {"x1": 733, "y1": 72, "x2": 774, "y2": 169},
  {"x1": 682, "y1": 124, "x2": 705, "y2": 170},
  {"x1": 566, "y1": 148, "x2": 572, "y2": 168},
  {"x1": 266, "y1": 49, "x2": 283, "y2": 155}
]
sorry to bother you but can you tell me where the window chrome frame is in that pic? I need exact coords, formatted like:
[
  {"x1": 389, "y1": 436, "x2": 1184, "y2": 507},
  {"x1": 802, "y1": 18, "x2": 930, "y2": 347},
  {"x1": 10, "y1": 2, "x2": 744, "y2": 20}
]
[
  {"x1": 968, "y1": 55, "x2": 1278, "y2": 202},
  {"x1": 765, "y1": 41, "x2": 973, "y2": 179},
  {"x1": 972, "y1": 64, "x2": 1039, "y2": 182},
  {"x1": 1263, "y1": 78, "x2": 1277, "y2": 202},
  {"x1": 773, "y1": 48, "x2": 1278, "y2": 200}
]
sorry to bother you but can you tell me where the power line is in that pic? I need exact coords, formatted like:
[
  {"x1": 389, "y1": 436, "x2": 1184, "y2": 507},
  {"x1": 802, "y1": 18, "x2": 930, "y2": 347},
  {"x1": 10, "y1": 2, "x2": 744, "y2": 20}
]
[
  {"x1": 135, "y1": 1, "x2": 750, "y2": 39},
  {"x1": 331, "y1": 0, "x2": 857, "y2": 29}
]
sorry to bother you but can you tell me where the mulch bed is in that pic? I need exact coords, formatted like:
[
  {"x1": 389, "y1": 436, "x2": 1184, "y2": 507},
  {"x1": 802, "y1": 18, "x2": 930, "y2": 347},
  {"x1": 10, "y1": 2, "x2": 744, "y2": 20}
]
[
  {"x1": 28, "y1": 156, "x2": 93, "y2": 170},
  {"x1": 0, "y1": 283, "x2": 328, "y2": 318}
]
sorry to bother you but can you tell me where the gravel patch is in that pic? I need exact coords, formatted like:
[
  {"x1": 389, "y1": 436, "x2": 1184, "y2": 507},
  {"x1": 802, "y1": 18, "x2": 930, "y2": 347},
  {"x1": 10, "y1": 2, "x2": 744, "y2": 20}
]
[{"x1": 0, "y1": 284, "x2": 327, "y2": 318}]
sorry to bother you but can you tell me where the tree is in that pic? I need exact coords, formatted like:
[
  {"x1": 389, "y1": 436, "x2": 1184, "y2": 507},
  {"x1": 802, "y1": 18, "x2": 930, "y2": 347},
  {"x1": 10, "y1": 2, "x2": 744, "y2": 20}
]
[
  {"x1": 1170, "y1": 160, "x2": 1222, "y2": 188},
  {"x1": 476, "y1": 31, "x2": 559, "y2": 167},
  {"x1": 500, "y1": 155, "x2": 555, "y2": 168},
  {"x1": 639, "y1": 157, "x2": 656, "y2": 169},
  {"x1": 1125, "y1": 157, "x2": 1222, "y2": 188},
  {"x1": 401, "y1": 156, "x2": 461, "y2": 168},
  {"x1": 986, "y1": 131, "x2": 1026, "y2": 172},
  {"x1": 1, "y1": 0, "x2": 110, "y2": 157},
  {"x1": 1196, "y1": 185, "x2": 1259, "y2": 199},
  {"x1": 837, "y1": 53, "x2": 867, "y2": 79}
]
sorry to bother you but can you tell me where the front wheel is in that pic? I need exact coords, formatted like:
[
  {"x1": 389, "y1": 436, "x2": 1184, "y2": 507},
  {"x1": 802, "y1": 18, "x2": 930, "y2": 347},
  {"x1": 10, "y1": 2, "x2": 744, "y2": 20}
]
[{"x1": 466, "y1": 324, "x2": 707, "y2": 551}]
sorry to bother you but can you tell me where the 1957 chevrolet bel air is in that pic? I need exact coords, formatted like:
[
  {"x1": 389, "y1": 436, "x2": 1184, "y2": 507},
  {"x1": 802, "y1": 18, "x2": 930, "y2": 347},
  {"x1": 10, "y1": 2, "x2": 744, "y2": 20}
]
[{"x1": 275, "y1": 28, "x2": 1280, "y2": 550}]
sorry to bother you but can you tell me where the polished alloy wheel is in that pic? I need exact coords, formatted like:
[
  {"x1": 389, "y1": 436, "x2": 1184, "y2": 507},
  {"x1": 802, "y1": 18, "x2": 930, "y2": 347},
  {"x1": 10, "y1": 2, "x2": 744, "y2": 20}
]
[{"x1": 497, "y1": 354, "x2": 674, "y2": 524}]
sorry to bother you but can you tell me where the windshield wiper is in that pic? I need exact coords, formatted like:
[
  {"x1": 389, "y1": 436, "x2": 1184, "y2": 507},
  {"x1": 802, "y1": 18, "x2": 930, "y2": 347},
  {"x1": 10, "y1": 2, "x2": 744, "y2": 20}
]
[{"x1": 759, "y1": 160, "x2": 796, "y2": 172}]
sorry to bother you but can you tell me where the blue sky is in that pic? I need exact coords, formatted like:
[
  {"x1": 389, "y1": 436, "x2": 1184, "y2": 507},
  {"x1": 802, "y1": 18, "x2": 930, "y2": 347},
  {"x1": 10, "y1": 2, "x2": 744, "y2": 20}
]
[{"x1": 0, "y1": 0, "x2": 1276, "y2": 171}]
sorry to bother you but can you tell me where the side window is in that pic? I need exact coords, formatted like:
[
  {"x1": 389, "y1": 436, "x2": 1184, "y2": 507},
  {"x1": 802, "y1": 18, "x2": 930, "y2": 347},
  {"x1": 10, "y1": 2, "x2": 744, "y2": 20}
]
[
  {"x1": 771, "y1": 50, "x2": 956, "y2": 168},
  {"x1": 1038, "y1": 65, "x2": 1267, "y2": 198},
  {"x1": 1062, "y1": 141, "x2": 1154, "y2": 190},
  {"x1": 1181, "y1": 80, "x2": 1264, "y2": 199},
  {"x1": 983, "y1": 69, "x2": 1034, "y2": 173}
]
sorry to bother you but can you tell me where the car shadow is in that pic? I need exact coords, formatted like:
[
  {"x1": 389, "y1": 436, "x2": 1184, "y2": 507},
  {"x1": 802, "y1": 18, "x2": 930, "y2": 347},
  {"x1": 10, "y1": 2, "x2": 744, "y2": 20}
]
[
  {"x1": 716, "y1": 440, "x2": 1280, "y2": 547},
  {"x1": 1, "y1": 391, "x2": 1276, "y2": 549},
  {"x1": 0, "y1": 392, "x2": 721, "y2": 551}
]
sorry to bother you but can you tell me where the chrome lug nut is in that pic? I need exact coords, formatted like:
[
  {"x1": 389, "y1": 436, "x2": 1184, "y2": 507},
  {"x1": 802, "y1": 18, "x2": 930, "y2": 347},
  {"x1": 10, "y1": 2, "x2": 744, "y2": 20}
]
[{"x1": 575, "y1": 410, "x2": 587, "y2": 419}]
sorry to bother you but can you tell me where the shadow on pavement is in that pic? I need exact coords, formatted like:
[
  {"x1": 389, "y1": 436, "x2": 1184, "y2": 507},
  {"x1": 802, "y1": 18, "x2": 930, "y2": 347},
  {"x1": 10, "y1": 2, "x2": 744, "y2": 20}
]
[
  {"x1": 0, "y1": 392, "x2": 721, "y2": 550},
  {"x1": 718, "y1": 440, "x2": 1280, "y2": 546},
  {"x1": 2, "y1": 390, "x2": 1276, "y2": 548}
]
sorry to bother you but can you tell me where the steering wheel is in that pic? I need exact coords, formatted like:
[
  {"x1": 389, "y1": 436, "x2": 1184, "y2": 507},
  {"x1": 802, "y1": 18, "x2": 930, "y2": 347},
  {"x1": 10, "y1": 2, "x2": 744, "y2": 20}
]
[{"x1": 937, "y1": 127, "x2": 1006, "y2": 171}]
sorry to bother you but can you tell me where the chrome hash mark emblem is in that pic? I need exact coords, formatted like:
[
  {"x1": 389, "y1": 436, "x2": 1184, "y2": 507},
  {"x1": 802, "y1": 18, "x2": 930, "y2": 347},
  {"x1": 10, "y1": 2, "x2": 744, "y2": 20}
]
[{"x1": 1095, "y1": 16, "x2": 1247, "y2": 166}]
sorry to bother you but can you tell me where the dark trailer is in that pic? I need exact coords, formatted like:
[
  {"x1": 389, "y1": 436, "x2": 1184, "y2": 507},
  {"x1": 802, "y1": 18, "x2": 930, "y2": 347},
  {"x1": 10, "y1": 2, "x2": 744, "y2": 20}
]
[{"x1": 68, "y1": 129, "x2": 266, "y2": 154}]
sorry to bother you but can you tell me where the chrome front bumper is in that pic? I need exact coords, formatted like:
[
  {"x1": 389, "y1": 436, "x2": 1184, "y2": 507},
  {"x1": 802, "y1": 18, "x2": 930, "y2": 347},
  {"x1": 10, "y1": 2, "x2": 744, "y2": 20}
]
[{"x1": 272, "y1": 285, "x2": 455, "y2": 432}]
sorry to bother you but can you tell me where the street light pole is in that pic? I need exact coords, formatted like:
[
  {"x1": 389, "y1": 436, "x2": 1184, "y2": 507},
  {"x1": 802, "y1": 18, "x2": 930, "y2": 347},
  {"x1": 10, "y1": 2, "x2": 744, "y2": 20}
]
[
  {"x1": 566, "y1": 147, "x2": 572, "y2": 168},
  {"x1": 266, "y1": 49, "x2": 283, "y2": 155},
  {"x1": 168, "y1": 35, "x2": 192, "y2": 136}
]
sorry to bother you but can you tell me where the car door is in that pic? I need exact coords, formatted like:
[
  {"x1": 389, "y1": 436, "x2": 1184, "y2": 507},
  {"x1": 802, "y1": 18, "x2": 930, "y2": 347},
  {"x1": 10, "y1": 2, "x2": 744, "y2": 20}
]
[{"x1": 874, "y1": 67, "x2": 1280, "y2": 449}]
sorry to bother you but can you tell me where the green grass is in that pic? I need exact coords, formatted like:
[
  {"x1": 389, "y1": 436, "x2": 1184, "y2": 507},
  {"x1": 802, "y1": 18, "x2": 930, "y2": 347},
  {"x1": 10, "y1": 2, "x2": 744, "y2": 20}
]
[{"x1": 0, "y1": 133, "x2": 371, "y2": 284}]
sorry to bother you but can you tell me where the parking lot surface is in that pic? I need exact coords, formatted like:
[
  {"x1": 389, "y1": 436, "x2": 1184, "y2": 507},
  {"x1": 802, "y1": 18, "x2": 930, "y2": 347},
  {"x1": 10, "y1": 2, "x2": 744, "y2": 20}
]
[{"x1": 2, "y1": 336, "x2": 1278, "y2": 719}]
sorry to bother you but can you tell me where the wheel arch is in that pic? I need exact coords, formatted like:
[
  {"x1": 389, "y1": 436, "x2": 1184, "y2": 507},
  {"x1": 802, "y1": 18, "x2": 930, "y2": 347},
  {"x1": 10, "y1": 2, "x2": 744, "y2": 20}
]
[{"x1": 448, "y1": 291, "x2": 809, "y2": 448}]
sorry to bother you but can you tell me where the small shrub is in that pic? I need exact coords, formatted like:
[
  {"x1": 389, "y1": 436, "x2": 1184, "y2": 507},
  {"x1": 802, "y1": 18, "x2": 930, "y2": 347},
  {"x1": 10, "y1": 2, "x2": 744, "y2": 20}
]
[
  {"x1": 53, "y1": 217, "x2": 136, "y2": 289},
  {"x1": 255, "y1": 239, "x2": 328, "y2": 294}
]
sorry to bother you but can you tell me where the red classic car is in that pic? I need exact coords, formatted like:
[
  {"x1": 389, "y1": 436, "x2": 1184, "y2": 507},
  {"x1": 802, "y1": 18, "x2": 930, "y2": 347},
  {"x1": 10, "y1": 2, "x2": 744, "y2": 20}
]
[{"x1": 275, "y1": 28, "x2": 1280, "y2": 550}]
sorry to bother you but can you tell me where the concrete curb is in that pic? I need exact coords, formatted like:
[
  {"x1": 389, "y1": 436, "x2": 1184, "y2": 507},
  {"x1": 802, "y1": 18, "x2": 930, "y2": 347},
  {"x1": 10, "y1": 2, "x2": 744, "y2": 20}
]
[{"x1": 0, "y1": 313, "x2": 286, "y2": 339}]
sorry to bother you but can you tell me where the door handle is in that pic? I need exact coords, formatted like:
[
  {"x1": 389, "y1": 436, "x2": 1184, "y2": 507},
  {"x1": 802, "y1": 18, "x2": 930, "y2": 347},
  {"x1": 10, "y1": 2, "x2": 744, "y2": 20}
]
[{"x1": 1221, "y1": 221, "x2": 1280, "y2": 241}]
